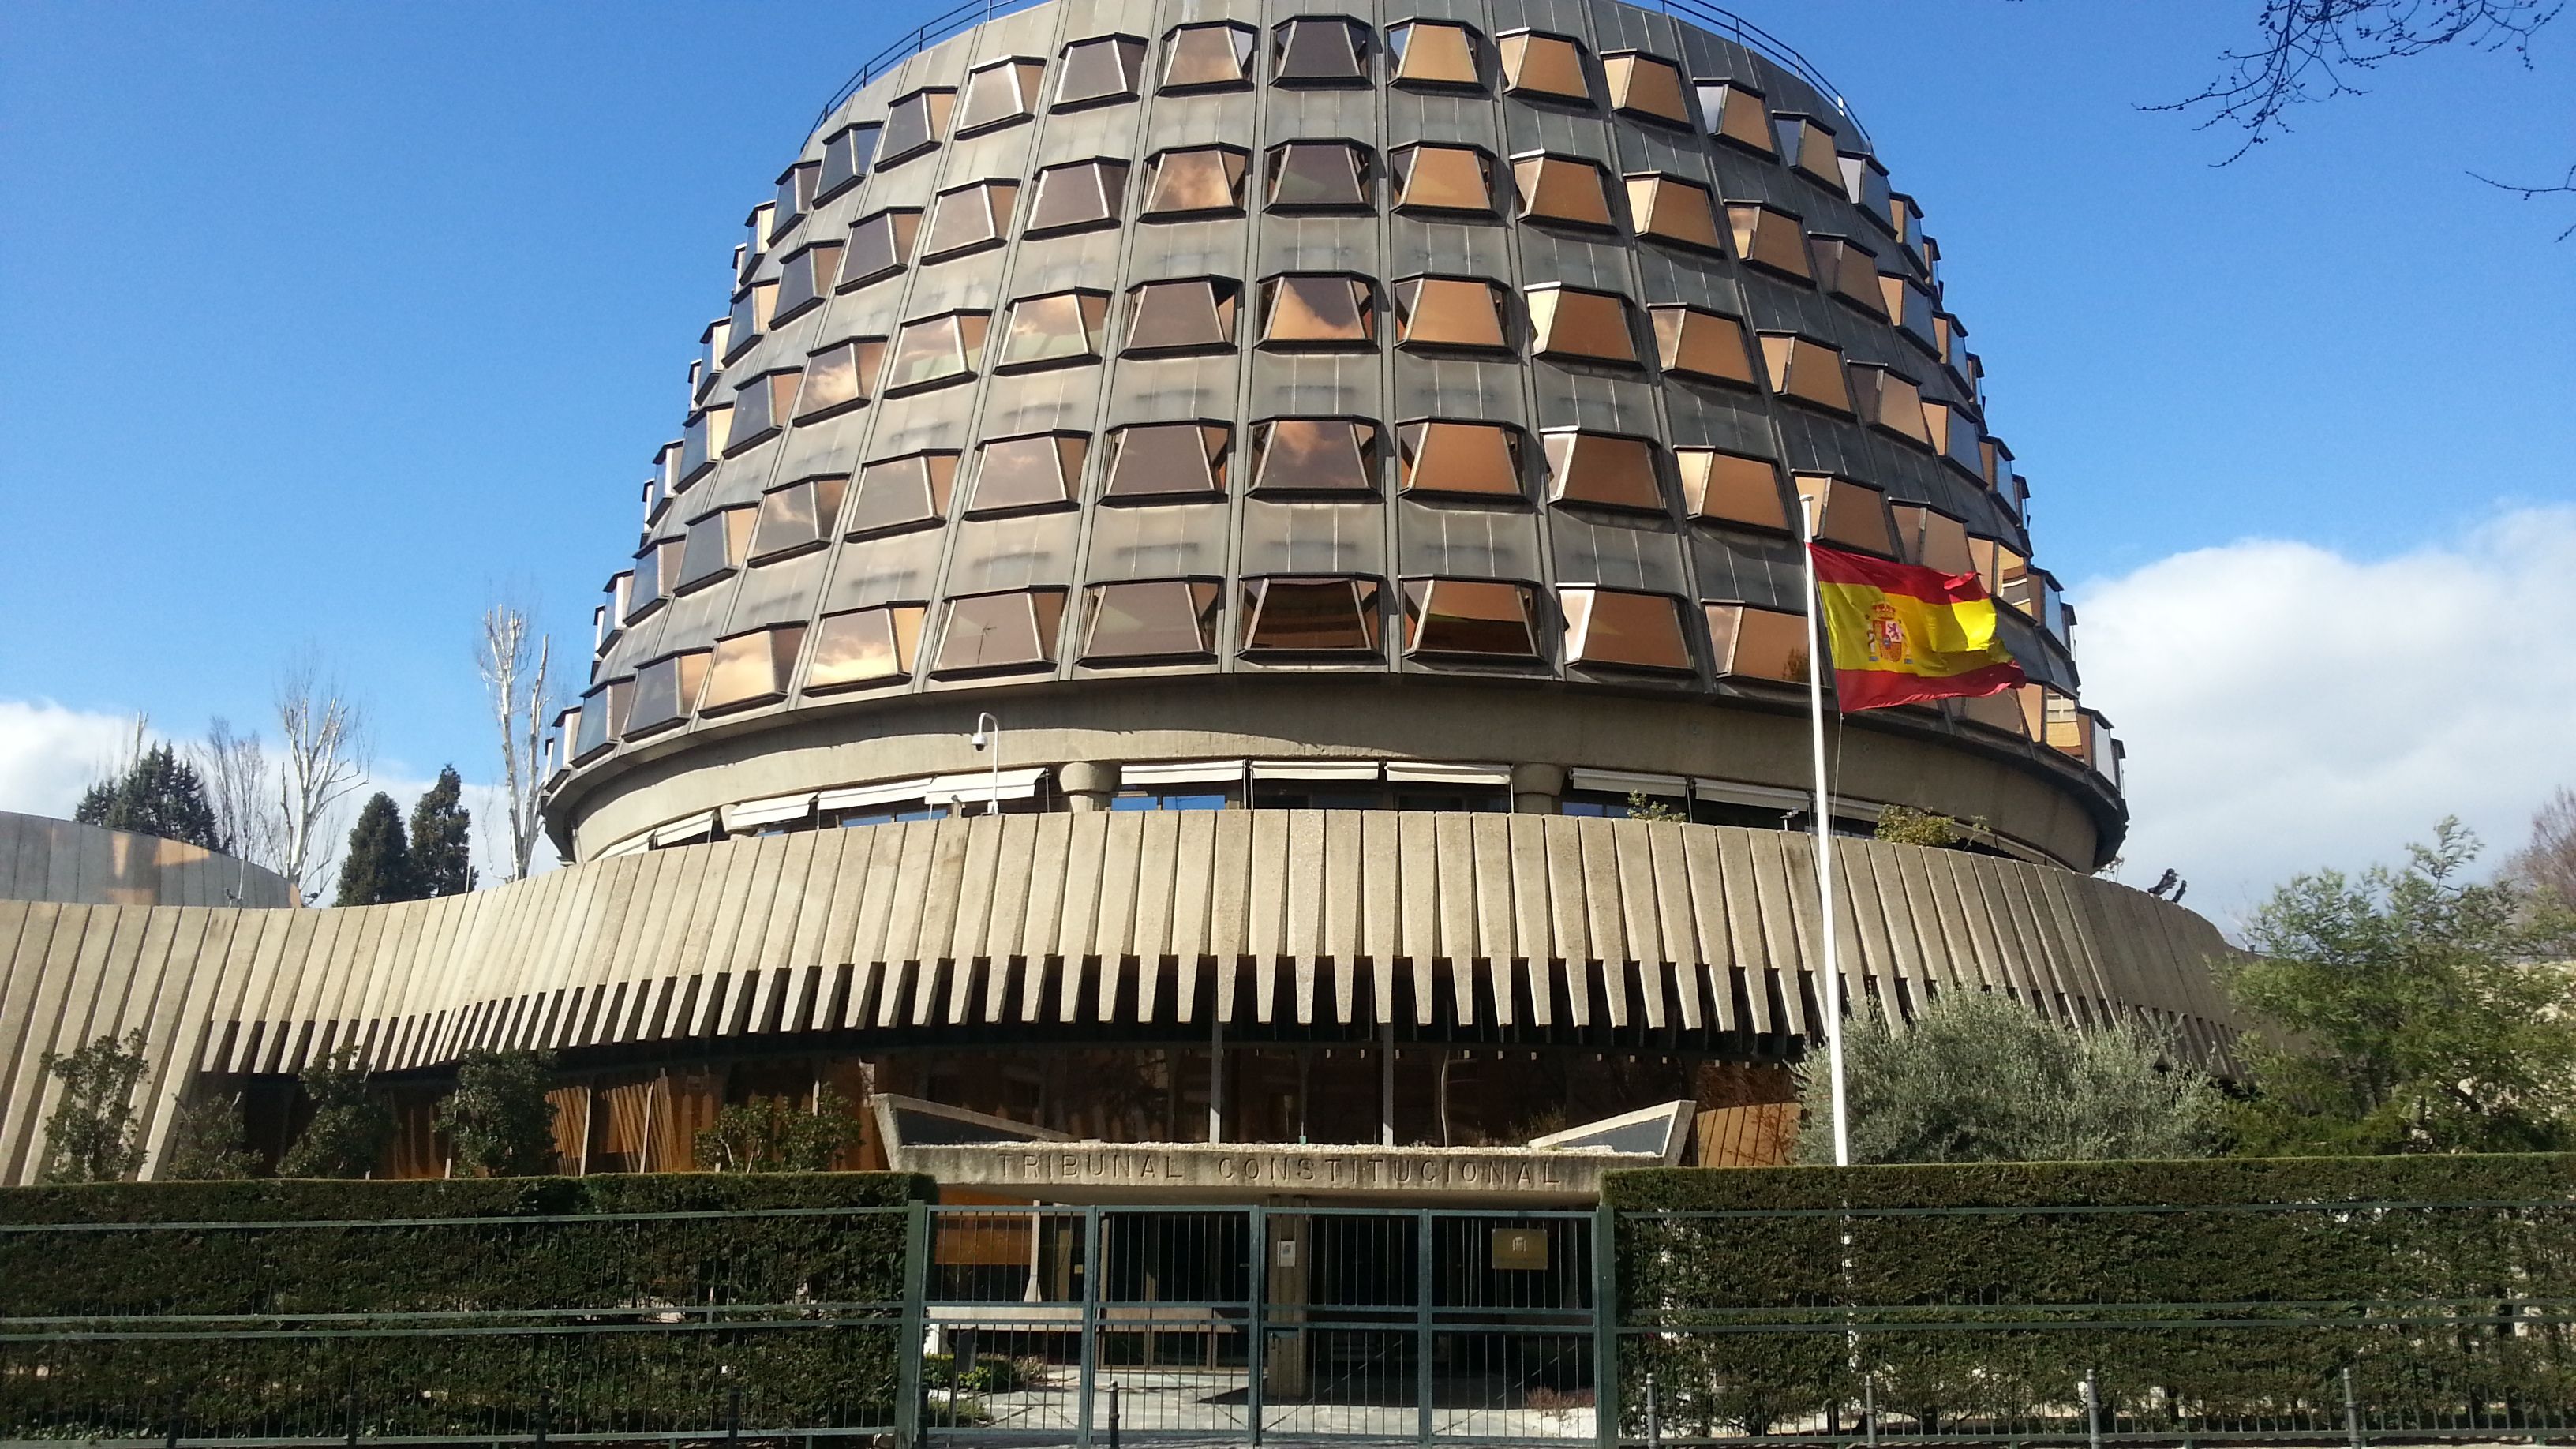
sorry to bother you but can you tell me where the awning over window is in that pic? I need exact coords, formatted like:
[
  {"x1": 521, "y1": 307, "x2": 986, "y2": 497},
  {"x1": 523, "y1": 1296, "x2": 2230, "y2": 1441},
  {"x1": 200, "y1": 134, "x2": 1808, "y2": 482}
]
[
  {"x1": 721, "y1": 793, "x2": 818, "y2": 832},
  {"x1": 817, "y1": 777, "x2": 936, "y2": 811},
  {"x1": 1121, "y1": 759, "x2": 1249, "y2": 787},
  {"x1": 649, "y1": 811, "x2": 718, "y2": 846},
  {"x1": 1384, "y1": 761, "x2": 1511, "y2": 786},
  {"x1": 1568, "y1": 768, "x2": 1687, "y2": 798},
  {"x1": 1250, "y1": 759, "x2": 1382, "y2": 781},
  {"x1": 925, "y1": 766, "x2": 1049, "y2": 806}
]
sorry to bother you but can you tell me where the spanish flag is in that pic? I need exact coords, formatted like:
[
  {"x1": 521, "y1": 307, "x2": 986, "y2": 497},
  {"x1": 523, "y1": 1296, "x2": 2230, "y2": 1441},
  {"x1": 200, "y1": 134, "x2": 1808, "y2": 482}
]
[{"x1": 1810, "y1": 545, "x2": 2025, "y2": 712}]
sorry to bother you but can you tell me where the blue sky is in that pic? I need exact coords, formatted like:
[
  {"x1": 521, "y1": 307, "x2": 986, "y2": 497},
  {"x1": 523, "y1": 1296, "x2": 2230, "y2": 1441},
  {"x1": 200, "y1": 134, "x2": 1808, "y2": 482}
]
[{"x1": 2, "y1": 1, "x2": 2570, "y2": 908}]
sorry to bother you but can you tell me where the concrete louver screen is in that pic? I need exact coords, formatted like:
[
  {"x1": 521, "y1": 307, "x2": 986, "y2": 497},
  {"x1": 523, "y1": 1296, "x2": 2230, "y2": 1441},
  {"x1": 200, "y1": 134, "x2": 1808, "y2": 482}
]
[{"x1": 0, "y1": 813, "x2": 2237, "y2": 1183}]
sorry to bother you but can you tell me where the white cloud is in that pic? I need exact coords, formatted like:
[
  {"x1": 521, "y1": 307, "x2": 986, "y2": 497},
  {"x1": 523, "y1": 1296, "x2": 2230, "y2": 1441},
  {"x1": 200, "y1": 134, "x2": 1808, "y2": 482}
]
[
  {"x1": 0, "y1": 700, "x2": 148, "y2": 819},
  {"x1": 2073, "y1": 505, "x2": 2576, "y2": 933}
]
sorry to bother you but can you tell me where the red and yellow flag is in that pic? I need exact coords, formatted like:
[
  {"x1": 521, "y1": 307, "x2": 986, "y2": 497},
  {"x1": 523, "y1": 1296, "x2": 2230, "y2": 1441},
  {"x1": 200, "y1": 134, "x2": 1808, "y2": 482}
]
[{"x1": 1810, "y1": 545, "x2": 2024, "y2": 712}]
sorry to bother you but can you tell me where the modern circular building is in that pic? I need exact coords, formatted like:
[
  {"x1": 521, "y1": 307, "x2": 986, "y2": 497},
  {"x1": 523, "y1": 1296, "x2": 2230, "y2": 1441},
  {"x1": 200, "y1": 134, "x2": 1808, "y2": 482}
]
[{"x1": 0, "y1": 0, "x2": 2234, "y2": 1189}]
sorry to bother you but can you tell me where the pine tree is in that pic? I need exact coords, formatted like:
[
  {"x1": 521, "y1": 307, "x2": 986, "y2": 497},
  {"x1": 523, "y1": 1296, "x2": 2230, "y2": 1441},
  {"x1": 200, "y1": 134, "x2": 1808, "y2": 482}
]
[
  {"x1": 435, "y1": 1049, "x2": 559, "y2": 1176},
  {"x1": 333, "y1": 792, "x2": 421, "y2": 906},
  {"x1": 36, "y1": 1030, "x2": 152, "y2": 1183},
  {"x1": 279, "y1": 1047, "x2": 395, "y2": 1178},
  {"x1": 408, "y1": 766, "x2": 477, "y2": 897},
  {"x1": 73, "y1": 746, "x2": 222, "y2": 850}
]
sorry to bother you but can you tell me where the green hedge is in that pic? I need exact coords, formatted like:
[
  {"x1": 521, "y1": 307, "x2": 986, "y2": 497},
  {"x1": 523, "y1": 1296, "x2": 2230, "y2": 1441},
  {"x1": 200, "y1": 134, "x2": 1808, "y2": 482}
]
[
  {"x1": 1606, "y1": 1156, "x2": 2576, "y2": 1436},
  {"x1": 0, "y1": 1172, "x2": 930, "y2": 1439}
]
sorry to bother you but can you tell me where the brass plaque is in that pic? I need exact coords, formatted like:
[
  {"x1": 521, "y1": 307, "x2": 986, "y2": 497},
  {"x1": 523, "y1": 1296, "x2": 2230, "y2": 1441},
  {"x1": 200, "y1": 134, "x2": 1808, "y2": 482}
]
[{"x1": 1491, "y1": 1226, "x2": 1549, "y2": 1271}]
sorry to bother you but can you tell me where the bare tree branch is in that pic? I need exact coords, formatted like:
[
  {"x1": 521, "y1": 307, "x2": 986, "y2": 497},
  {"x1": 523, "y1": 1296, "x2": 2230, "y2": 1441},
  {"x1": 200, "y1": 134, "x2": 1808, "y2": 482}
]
[
  {"x1": 476, "y1": 603, "x2": 555, "y2": 884},
  {"x1": 2151, "y1": 0, "x2": 2561, "y2": 163},
  {"x1": 273, "y1": 654, "x2": 370, "y2": 904},
  {"x1": 2473, "y1": 162, "x2": 2576, "y2": 239},
  {"x1": 190, "y1": 718, "x2": 283, "y2": 873}
]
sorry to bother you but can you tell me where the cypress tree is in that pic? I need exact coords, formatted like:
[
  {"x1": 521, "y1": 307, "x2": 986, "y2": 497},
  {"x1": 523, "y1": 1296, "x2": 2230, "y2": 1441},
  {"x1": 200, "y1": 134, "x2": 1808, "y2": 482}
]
[
  {"x1": 72, "y1": 745, "x2": 222, "y2": 850},
  {"x1": 332, "y1": 792, "x2": 420, "y2": 906},
  {"x1": 408, "y1": 766, "x2": 477, "y2": 897}
]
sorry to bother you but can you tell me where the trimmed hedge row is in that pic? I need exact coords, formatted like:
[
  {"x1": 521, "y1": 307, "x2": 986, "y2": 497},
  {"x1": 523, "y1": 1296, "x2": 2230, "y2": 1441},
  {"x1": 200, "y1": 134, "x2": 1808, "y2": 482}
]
[
  {"x1": 1605, "y1": 1155, "x2": 2576, "y2": 1434},
  {"x1": 0, "y1": 1172, "x2": 931, "y2": 1438}
]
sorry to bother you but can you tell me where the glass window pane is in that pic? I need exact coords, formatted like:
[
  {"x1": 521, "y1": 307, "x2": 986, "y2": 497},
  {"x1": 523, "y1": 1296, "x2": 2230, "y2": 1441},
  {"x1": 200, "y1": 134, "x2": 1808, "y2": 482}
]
[
  {"x1": 751, "y1": 475, "x2": 848, "y2": 561},
  {"x1": 1651, "y1": 305, "x2": 1754, "y2": 387},
  {"x1": 1142, "y1": 147, "x2": 1249, "y2": 216},
  {"x1": 1267, "y1": 141, "x2": 1370, "y2": 209},
  {"x1": 1511, "y1": 155, "x2": 1614, "y2": 227},
  {"x1": 797, "y1": 337, "x2": 882, "y2": 419},
  {"x1": 807, "y1": 605, "x2": 927, "y2": 691},
  {"x1": 1795, "y1": 474, "x2": 1896, "y2": 556},
  {"x1": 1057, "y1": 35, "x2": 1147, "y2": 108},
  {"x1": 1696, "y1": 82, "x2": 1773, "y2": 154},
  {"x1": 1559, "y1": 586, "x2": 1691, "y2": 672},
  {"x1": 1162, "y1": 23, "x2": 1254, "y2": 91},
  {"x1": 1125, "y1": 279, "x2": 1236, "y2": 354},
  {"x1": 1000, "y1": 290, "x2": 1110, "y2": 369},
  {"x1": 1498, "y1": 31, "x2": 1589, "y2": 103},
  {"x1": 1275, "y1": 17, "x2": 1368, "y2": 83},
  {"x1": 957, "y1": 58, "x2": 1046, "y2": 134},
  {"x1": 624, "y1": 650, "x2": 709, "y2": 737},
  {"x1": 848, "y1": 451, "x2": 957, "y2": 537},
  {"x1": 1676, "y1": 449, "x2": 1785, "y2": 531},
  {"x1": 1543, "y1": 431, "x2": 1663, "y2": 512},
  {"x1": 1242, "y1": 577, "x2": 1383, "y2": 653},
  {"x1": 1528, "y1": 285, "x2": 1637, "y2": 364},
  {"x1": 923, "y1": 180, "x2": 1018, "y2": 261},
  {"x1": 1627, "y1": 174, "x2": 1721, "y2": 250},
  {"x1": 1393, "y1": 144, "x2": 1492, "y2": 213},
  {"x1": 819, "y1": 123, "x2": 879, "y2": 200},
  {"x1": 1398, "y1": 421, "x2": 1522, "y2": 499},
  {"x1": 1252, "y1": 418, "x2": 1378, "y2": 494},
  {"x1": 879, "y1": 89, "x2": 955, "y2": 165},
  {"x1": 1758, "y1": 334, "x2": 1851, "y2": 414},
  {"x1": 935, "y1": 589, "x2": 1066, "y2": 674},
  {"x1": 886, "y1": 312, "x2": 988, "y2": 392},
  {"x1": 1260, "y1": 274, "x2": 1373, "y2": 346},
  {"x1": 968, "y1": 433, "x2": 1086, "y2": 516},
  {"x1": 1104, "y1": 423, "x2": 1229, "y2": 500},
  {"x1": 680, "y1": 506, "x2": 754, "y2": 589},
  {"x1": 702, "y1": 624, "x2": 806, "y2": 713},
  {"x1": 1027, "y1": 159, "x2": 1128, "y2": 234},
  {"x1": 1084, "y1": 578, "x2": 1222, "y2": 659},
  {"x1": 1852, "y1": 365, "x2": 1931, "y2": 445},
  {"x1": 775, "y1": 242, "x2": 842, "y2": 321},
  {"x1": 1389, "y1": 21, "x2": 1480, "y2": 88},
  {"x1": 1604, "y1": 52, "x2": 1690, "y2": 125},
  {"x1": 1395, "y1": 276, "x2": 1508, "y2": 350},
  {"x1": 1729, "y1": 203, "x2": 1814, "y2": 280},
  {"x1": 1705, "y1": 604, "x2": 1808, "y2": 683},
  {"x1": 1402, "y1": 578, "x2": 1538, "y2": 657},
  {"x1": 844, "y1": 209, "x2": 922, "y2": 290}
]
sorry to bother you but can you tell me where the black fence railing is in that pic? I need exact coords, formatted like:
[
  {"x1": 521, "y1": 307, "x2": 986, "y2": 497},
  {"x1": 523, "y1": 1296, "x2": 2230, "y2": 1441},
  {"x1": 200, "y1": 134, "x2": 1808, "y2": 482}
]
[{"x1": 803, "y1": 0, "x2": 1868, "y2": 148}]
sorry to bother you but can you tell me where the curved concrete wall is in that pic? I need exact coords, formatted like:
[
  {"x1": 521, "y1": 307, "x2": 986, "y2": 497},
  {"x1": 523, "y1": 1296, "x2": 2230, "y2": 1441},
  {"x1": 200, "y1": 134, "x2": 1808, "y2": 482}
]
[
  {"x1": 0, "y1": 813, "x2": 2233, "y2": 1183},
  {"x1": 0, "y1": 811, "x2": 296, "y2": 910}
]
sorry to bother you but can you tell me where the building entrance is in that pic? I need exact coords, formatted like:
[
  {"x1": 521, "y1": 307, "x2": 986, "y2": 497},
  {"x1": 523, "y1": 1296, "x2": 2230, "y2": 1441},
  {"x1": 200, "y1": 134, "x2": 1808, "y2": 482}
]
[{"x1": 920, "y1": 1205, "x2": 1599, "y2": 1447}]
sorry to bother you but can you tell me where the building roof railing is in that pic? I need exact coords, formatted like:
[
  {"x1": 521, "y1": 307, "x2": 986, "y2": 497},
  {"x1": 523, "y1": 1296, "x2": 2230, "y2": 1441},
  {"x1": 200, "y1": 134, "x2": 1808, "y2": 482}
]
[{"x1": 807, "y1": 0, "x2": 1866, "y2": 148}]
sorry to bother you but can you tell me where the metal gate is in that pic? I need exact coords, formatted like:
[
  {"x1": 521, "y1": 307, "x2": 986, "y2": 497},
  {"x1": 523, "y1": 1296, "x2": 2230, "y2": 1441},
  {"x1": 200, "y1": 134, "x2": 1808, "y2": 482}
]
[{"x1": 919, "y1": 1205, "x2": 1599, "y2": 1447}]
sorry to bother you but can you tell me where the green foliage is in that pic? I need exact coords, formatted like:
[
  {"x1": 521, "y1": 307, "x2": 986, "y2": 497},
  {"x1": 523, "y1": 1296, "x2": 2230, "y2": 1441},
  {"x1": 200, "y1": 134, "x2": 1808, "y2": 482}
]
[
  {"x1": 0, "y1": 1173, "x2": 930, "y2": 1438},
  {"x1": 434, "y1": 1050, "x2": 557, "y2": 1177},
  {"x1": 277, "y1": 1047, "x2": 395, "y2": 1179},
  {"x1": 331, "y1": 792, "x2": 420, "y2": 907},
  {"x1": 1796, "y1": 990, "x2": 2220, "y2": 1164},
  {"x1": 1623, "y1": 792, "x2": 1687, "y2": 823},
  {"x1": 2224, "y1": 819, "x2": 2576, "y2": 1155},
  {"x1": 159, "y1": 1092, "x2": 259, "y2": 1181},
  {"x1": 72, "y1": 745, "x2": 220, "y2": 850},
  {"x1": 696, "y1": 1088, "x2": 863, "y2": 1172},
  {"x1": 1608, "y1": 1155, "x2": 2576, "y2": 1434},
  {"x1": 36, "y1": 1030, "x2": 150, "y2": 1184},
  {"x1": 406, "y1": 764, "x2": 476, "y2": 897}
]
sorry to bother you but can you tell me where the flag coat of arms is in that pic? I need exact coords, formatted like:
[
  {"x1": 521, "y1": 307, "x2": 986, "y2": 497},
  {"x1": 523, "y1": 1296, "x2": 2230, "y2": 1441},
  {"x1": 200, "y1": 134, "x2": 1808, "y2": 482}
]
[{"x1": 1808, "y1": 544, "x2": 2025, "y2": 711}]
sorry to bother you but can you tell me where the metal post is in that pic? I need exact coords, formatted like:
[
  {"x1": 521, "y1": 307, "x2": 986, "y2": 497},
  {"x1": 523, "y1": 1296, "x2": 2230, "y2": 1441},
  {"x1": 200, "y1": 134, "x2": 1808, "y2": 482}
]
[
  {"x1": 2083, "y1": 1370, "x2": 2102, "y2": 1449},
  {"x1": 1109, "y1": 1383, "x2": 1121, "y2": 1449},
  {"x1": 1078, "y1": 1207, "x2": 1103, "y2": 1449},
  {"x1": 897, "y1": 1201, "x2": 930, "y2": 1449},
  {"x1": 345, "y1": 1365, "x2": 358, "y2": 1449},
  {"x1": 2342, "y1": 1367, "x2": 2365, "y2": 1449},
  {"x1": 727, "y1": 1385, "x2": 742, "y2": 1449},
  {"x1": 534, "y1": 1387, "x2": 551, "y2": 1449},
  {"x1": 1416, "y1": 1210, "x2": 1435, "y2": 1447},
  {"x1": 1247, "y1": 1204, "x2": 1267, "y2": 1446},
  {"x1": 1645, "y1": 1373, "x2": 1658, "y2": 1449},
  {"x1": 1593, "y1": 1204, "x2": 1619, "y2": 1449},
  {"x1": 166, "y1": 1390, "x2": 182, "y2": 1449},
  {"x1": 1863, "y1": 1373, "x2": 1878, "y2": 1449}
]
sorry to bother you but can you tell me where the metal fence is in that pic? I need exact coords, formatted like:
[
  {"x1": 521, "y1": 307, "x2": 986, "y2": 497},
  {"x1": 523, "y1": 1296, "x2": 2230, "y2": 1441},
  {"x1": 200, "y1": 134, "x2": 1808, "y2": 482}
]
[{"x1": 8, "y1": 1198, "x2": 2574, "y2": 1447}]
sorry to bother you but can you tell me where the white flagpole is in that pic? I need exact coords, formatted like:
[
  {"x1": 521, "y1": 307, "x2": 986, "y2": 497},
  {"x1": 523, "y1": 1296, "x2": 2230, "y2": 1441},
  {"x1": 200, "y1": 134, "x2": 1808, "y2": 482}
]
[{"x1": 1799, "y1": 498, "x2": 1852, "y2": 1167}]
